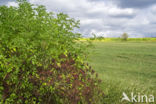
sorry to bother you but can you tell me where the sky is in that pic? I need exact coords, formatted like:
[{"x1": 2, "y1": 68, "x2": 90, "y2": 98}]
[{"x1": 1, "y1": 0, "x2": 156, "y2": 38}]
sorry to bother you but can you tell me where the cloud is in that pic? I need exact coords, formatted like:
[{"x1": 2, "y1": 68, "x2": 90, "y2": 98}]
[
  {"x1": 6, "y1": 1, "x2": 18, "y2": 7},
  {"x1": 0, "y1": 0, "x2": 16, "y2": 6},
  {"x1": 115, "y1": 0, "x2": 156, "y2": 8},
  {"x1": 29, "y1": 0, "x2": 141, "y2": 37},
  {"x1": 0, "y1": 0, "x2": 156, "y2": 37}
]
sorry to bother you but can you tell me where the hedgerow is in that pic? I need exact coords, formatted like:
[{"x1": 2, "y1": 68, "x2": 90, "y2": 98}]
[{"x1": 0, "y1": 0, "x2": 103, "y2": 104}]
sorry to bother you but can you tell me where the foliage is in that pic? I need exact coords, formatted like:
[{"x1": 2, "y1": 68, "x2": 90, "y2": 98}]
[
  {"x1": 0, "y1": 1, "x2": 103, "y2": 104},
  {"x1": 121, "y1": 33, "x2": 128, "y2": 41}
]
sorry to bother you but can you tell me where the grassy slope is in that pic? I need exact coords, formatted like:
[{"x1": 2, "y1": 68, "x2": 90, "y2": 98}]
[{"x1": 88, "y1": 42, "x2": 156, "y2": 103}]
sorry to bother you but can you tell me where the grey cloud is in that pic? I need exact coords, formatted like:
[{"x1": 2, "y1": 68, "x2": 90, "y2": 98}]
[
  {"x1": 91, "y1": 0, "x2": 156, "y2": 9},
  {"x1": 109, "y1": 14, "x2": 136, "y2": 18},
  {"x1": 115, "y1": 0, "x2": 156, "y2": 8}
]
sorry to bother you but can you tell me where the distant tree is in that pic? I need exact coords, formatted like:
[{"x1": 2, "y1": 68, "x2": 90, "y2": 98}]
[
  {"x1": 90, "y1": 33, "x2": 97, "y2": 40},
  {"x1": 121, "y1": 33, "x2": 128, "y2": 41},
  {"x1": 92, "y1": 33, "x2": 97, "y2": 38},
  {"x1": 97, "y1": 36, "x2": 105, "y2": 40}
]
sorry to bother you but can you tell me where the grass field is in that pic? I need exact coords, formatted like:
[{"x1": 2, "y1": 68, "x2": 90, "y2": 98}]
[
  {"x1": 80, "y1": 37, "x2": 156, "y2": 42},
  {"x1": 88, "y1": 41, "x2": 156, "y2": 104}
]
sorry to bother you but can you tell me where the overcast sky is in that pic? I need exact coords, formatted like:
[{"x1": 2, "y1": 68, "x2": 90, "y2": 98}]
[{"x1": 1, "y1": 0, "x2": 156, "y2": 37}]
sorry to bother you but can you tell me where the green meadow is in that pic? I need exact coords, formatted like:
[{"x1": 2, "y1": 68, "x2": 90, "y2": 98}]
[{"x1": 88, "y1": 41, "x2": 156, "y2": 103}]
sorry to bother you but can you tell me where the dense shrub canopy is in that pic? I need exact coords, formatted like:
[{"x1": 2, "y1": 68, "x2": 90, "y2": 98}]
[{"x1": 0, "y1": 1, "x2": 103, "y2": 104}]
